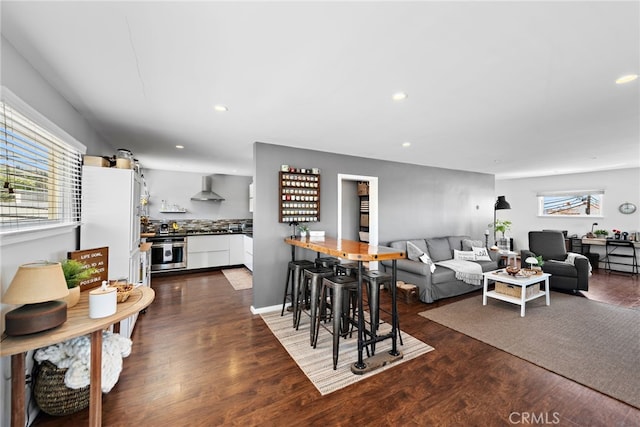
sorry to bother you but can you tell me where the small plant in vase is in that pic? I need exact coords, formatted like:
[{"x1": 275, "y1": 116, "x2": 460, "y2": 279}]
[
  {"x1": 60, "y1": 259, "x2": 98, "y2": 308},
  {"x1": 489, "y1": 219, "x2": 512, "y2": 250},
  {"x1": 594, "y1": 229, "x2": 608, "y2": 238},
  {"x1": 297, "y1": 224, "x2": 309, "y2": 237}
]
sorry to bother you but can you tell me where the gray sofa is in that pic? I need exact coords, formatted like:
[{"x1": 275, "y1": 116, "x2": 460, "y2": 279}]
[{"x1": 381, "y1": 235, "x2": 499, "y2": 303}]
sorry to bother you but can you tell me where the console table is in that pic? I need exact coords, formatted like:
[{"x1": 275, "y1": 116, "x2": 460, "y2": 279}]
[
  {"x1": 1, "y1": 286, "x2": 155, "y2": 427},
  {"x1": 284, "y1": 236, "x2": 406, "y2": 374}
]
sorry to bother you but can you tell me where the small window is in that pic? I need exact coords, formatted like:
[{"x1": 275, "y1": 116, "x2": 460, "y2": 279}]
[
  {"x1": 1, "y1": 89, "x2": 85, "y2": 234},
  {"x1": 537, "y1": 190, "x2": 604, "y2": 217}
]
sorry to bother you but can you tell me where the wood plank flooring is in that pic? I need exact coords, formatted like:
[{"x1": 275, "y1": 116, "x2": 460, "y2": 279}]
[{"x1": 33, "y1": 269, "x2": 639, "y2": 426}]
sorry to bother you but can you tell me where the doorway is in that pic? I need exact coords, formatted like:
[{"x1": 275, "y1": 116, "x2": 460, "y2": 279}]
[{"x1": 337, "y1": 173, "x2": 378, "y2": 246}]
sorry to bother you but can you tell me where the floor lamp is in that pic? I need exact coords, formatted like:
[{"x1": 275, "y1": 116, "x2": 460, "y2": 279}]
[{"x1": 494, "y1": 195, "x2": 511, "y2": 245}]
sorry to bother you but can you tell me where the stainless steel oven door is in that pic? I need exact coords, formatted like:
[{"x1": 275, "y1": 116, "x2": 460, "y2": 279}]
[{"x1": 150, "y1": 238, "x2": 187, "y2": 271}]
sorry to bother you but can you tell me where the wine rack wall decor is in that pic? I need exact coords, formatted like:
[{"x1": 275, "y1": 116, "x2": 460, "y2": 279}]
[{"x1": 278, "y1": 168, "x2": 320, "y2": 223}]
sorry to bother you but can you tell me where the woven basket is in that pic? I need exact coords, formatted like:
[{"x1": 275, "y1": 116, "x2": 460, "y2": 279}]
[{"x1": 33, "y1": 360, "x2": 89, "y2": 416}]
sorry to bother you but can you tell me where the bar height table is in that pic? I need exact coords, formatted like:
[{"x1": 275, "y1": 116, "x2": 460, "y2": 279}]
[
  {"x1": 284, "y1": 236, "x2": 406, "y2": 374},
  {"x1": 1, "y1": 286, "x2": 155, "y2": 427}
]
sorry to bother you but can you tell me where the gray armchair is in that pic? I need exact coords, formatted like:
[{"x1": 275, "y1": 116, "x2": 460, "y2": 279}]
[{"x1": 520, "y1": 231, "x2": 589, "y2": 292}]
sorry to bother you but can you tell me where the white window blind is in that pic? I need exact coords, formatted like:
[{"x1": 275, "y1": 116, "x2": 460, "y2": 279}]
[{"x1": 1, "y1": 93, "x2": 84, "y2": 233}]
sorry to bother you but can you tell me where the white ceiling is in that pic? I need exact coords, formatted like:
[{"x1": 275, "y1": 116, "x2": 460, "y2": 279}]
[{"x1": 2, "y1": 1, "x2": 639, "y2": 179}]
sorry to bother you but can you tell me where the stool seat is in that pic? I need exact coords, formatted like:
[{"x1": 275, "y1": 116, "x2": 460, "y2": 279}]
[{"x1": 335, "y1": 262, "x2": 358, "y2": 276}]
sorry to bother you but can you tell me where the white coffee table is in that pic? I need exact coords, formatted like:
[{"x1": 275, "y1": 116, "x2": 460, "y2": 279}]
[{"x1": 482, "y1": 270, "x2": 551, "y2": 317}]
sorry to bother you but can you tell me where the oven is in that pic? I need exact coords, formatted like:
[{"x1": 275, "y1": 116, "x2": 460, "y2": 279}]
[{"x1": 149, "y1": 236, "x2": 187, "y2": 271}]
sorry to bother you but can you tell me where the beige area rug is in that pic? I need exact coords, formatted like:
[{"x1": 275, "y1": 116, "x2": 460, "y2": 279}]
[
  {"x1": 261, "y1": 310, "x2": 434, "y2": 395},
  {"x1": 222, "y1": 267, "x2": 253, "y2": 290},
  {"x1": 418, "y1": 292, "x2": 640, "y2": 408}
]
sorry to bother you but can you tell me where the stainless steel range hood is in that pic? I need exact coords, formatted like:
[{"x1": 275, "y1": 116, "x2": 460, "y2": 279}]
[{"x1": 190, "y1": 176, "x2": 225, "y2": 201}]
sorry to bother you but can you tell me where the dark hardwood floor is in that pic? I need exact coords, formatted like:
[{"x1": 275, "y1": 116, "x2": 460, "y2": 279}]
[{"x1": 33, "y1": 269, "x2": 639, "y2": 426}]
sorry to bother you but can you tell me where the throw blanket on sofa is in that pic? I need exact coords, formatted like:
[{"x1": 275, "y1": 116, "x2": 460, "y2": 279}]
[{"x1": 435, "y1": 259, "x2": 483, "y2": 286}]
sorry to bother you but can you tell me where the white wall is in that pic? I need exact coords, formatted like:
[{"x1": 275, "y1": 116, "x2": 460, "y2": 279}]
[
  {"x1": 495, "y1": 167, "x2": 640, "y2": 252},
  {"x1": 143, "y1": 169, "x2": 252, "y2": 221},
  {"x1": 1, "y1": 36, "x2": 114, "y2": 427}
]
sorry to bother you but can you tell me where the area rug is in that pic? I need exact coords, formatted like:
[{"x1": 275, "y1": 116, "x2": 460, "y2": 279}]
[
  {"x1": 222, "y1": 267, "x2": 252, "y2": 290},
  {"x1": 261, "y1": 311, "x2": 434, "y2": 395},
  {"x1": 418, "y1": 292, "x2": 640, "y2": 408}
]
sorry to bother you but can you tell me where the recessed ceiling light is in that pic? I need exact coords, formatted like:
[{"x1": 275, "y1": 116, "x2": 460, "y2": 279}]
[
  {"x1": 616, "y1": 74, "x2": 638, "y2": 84},
  {"x1": 392, "y1": 92, "x2": 408, "y2": 101},
  {"x1": 402, "y1": 142, "x2": 411, "y2": 148},
  {"x1": 175, "y1": 145, "x2": 184, "y2": 149},
  {"x1": 214, "y1": 105, "x2": 228, "y2": 112}
]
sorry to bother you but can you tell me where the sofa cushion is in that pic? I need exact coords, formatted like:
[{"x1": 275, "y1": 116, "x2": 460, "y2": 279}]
[
  {"x1": 427, "y1": 237, "x2": 453, "y2": 262},
  {"x1": 543, "y1": 260, "x2": 578, "y2": 277},
  {"x1": 448, "y1": 236, "x2": 471, "y2": 252},
  {"x1": 462, "y1": 238, "x2": 484, "y2": 251},
  {"x1": 406, "y1": 241, "x2": 425, "y2": 261},
  {"x1": 431, "y1": 266, "x2": 457, "y2": 284}
]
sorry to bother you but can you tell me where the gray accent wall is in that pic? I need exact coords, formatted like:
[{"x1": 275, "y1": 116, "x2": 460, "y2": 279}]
[{"x1": 252, "y1": 142, "x2": 495, "y2": 309}]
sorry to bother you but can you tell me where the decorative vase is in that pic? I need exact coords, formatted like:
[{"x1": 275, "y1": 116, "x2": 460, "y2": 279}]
[
  {"x1": 63, "y1": 286, "x2": 81, "y2": 309},
  {"x1": 300, "y1": 231, "x2": 307, "y2": 238},
  {"x1": 497, "y1": 237, "x2": 509, "y2": 251}
]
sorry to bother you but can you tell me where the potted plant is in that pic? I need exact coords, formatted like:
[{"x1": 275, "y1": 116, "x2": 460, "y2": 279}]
[
  {"x1": 594, "y1": 229, "x2": 608, "y2": 238},
  {"x1": 489, "y1": 219, "x2": 512, "y2": 250},
  {"x1": 60, "y1": 259, "x2": 98, "y2": 308},
  {"x1": 297, "y1": 223, "x2": 309, "y2": 237}
]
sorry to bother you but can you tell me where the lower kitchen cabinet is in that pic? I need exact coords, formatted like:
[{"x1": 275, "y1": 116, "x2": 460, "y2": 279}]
[
  {"x1": 187, "y1": 235, "x2": 230, "y2": 269},
  {"x1": 244, "y1": 235, "x2": 253, "y2": 271},
  {"x1": 229, "y1": 234, "x2": 245, "y2": 265}
]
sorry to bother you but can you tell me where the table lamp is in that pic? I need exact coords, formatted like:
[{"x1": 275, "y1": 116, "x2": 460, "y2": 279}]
[
  {"x1": 525, "y1": 257, "x2": 539, "y2": 270},
  {"x1": 2, "y1": 261, "x2": 69, "y2": 336}
]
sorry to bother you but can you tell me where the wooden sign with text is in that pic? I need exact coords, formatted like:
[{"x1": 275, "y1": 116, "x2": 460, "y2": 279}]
[{"x1": 68, "y1": 246, "x2": 109, "y2": 290}]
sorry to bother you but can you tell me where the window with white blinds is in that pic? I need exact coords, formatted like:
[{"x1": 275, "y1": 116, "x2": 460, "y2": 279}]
[{"x1": 1, "y1": 92, "x2": 84, "y2": 233}]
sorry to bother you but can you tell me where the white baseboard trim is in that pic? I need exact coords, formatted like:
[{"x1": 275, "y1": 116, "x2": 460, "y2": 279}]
[{"x1": 250, "y1": 303, "x2": 285, "y2": 315}]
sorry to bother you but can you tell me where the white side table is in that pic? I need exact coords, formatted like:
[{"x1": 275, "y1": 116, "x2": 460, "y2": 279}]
[{"x1": 482, "y1": 270, "x2": 551, "y2": 317}]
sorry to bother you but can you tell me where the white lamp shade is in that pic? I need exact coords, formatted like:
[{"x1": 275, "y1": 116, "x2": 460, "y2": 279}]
[
  {"x1": 525, "y1": 257, "x2": 539, "y2": 265},
  {"x1": 2, "y1": 262, "x2": 69, "y2": 304}
]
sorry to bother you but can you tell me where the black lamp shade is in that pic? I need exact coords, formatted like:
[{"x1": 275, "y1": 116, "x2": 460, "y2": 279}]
[{"x1": 495, "y1": 196, "x2": 511, "y2": 210}]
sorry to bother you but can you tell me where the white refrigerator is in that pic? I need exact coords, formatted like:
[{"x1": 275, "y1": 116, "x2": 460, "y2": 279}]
[{"x1": 80, "y1": 166, "x2": 147, "y2": 338}]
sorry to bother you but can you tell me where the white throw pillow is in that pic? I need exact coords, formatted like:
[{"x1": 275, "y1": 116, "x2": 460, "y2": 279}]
[
  {"x1": 472, "y1": 246, "x2": 492, "y2": 261},
  {"x1": 454, "y1": 249, "x2": 476, "y2": 261},
  {"x1": 419, "y1": 253, "x2": 436, "y2": 273}
]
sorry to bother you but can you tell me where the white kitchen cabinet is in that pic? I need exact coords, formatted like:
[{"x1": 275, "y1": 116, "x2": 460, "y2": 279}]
[
  {"x1": 187, "y1": 235, "x2": 230, "y2": 269},
  {"x1": 80, "y1": 166, "x2": 147, "y2": 339},
  {"x1": 229, "y1": 234, "x2": 245, "y2": 265},
  {"x1": 244, "y1": 235, "x2": 253, "y2": 271}
]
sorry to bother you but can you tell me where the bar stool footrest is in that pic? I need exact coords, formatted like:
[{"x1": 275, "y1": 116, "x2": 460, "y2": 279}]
[{"x1": 350, "y1": 350, "x2": 404, "y2": 375}]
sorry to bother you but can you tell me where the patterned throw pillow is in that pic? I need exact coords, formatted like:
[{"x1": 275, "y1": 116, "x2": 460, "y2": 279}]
[
  {"x1": 454, "y1": 249, "x2": 476, "y2": 261},
  {"x1": 419, "y1": 253, "x2": 436, "y2": 273},
  {"x1": 472, "y1": 246, "x2": 492, "y2": 261}
]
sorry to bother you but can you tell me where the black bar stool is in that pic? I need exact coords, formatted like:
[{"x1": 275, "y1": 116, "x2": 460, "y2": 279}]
[
  {"x1": 313, "y1": 275, "x2": 358, "y2": 370},
  {"x1": 296, "y1": 266, "x2": 334, "y2": 345},
  {"x1": 315, "y1": 256, "x2": 340, "y2": 272},
  {"x1": 281, "y1": 260, "x2": 315, "y2": 326},
  {"x1": 335, "y1": 262, "x2": 358, "y2": 277},
  {"x1": 362, "y1": 270, "x2": 403, "y2": 347}
]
